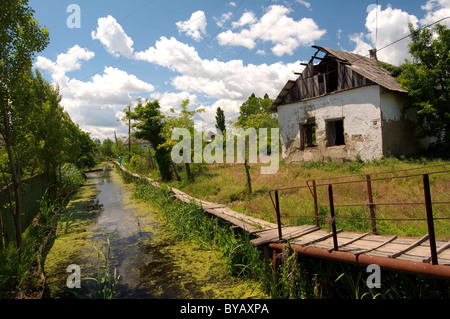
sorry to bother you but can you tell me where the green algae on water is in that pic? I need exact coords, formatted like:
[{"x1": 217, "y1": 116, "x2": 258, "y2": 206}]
[{"x1": 43, "y1": 163, "x2": 266, "y2": 299}]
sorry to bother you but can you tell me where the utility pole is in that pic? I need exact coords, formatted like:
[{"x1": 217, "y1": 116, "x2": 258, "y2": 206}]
[{"x1": 128, "y1": 104, "x2": 131, "y2": 160}]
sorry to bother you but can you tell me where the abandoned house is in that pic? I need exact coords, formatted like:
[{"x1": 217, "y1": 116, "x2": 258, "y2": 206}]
[{"x1": 269, "y1": 45, "x2": 431, "y2": 163}]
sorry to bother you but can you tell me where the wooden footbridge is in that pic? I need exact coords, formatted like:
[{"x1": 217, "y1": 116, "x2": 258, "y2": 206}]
[{"x1": 115, "y1": 162, "x2": 450, "y2": 280}]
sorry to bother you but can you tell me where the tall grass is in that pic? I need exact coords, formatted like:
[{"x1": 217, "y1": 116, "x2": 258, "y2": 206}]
[
  {"x1": 123, "y1": 166, "x2": 450, "y2": 299},
  {"x1": 86, "y1": 238, "x2": 120, "y2": 299},
  {"x1": 132, "y1": 178, "x2": 269, "y2": 288},
  {"x1": 59, "y1": 164, "x2": 85, "y2": 194}
]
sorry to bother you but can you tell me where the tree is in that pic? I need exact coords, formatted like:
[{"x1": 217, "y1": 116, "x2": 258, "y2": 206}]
[
  {"x1": 233, "y1": 93, "x2": 278, "y2": 194},
  {"x1": 396, "y1": 23, "x2": 450, "y2": 152},
  {"x1": 0, "y1": 0, "x2": 49, "y2": 254},
  {"x1": 99, "y1": 138, "x2": 115, "y2": 158},
  {"x1": 159, "y1": 99, "x2": 204, "y2": 180},
  {"x1": 129, "y1": 99, "x2": 172, "y2": 181},
  {"x1": 215, "y1": 107, "x2": 226, "y2": 135}
]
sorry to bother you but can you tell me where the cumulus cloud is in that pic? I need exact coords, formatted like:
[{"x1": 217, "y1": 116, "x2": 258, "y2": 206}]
[
  {"x1": 351, "y1": 5, "x2": 419, "y2": 65},
  {"x1": 134, "y1": 36, "x2": 301, "y2": 101},
  {"x1": 196, "y1": 99, "x2": 242, "y2": 129},
  {"x1": 35, "y1": 45, "x2": 95, "y2": 86},
  {"x1": 91, "y1": 15, "x2": 134, "y2": 57},
  {"x1": 36, "y1": 46, "x2": 154, "y2": 140},
  {"x1": 420, "y1": 0, "x2": 450, "y2": 27},
  {"x1": 176, "y1": 10, "x2": 207, "y2": 41},
  {"x1": 216, "y1": 5, "x2": 326, "y2": 56},
  {"x1": 150, "y1": 91, "x2": 200, "y2": 113}
]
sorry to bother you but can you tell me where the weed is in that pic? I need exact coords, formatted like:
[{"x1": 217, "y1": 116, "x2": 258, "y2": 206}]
[{"x1": 85, "y1": 238, "x2": 120, "y2": 299}]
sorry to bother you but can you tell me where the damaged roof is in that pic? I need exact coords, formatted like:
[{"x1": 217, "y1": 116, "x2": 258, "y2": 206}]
[
  {"x1": 317, "y1": 46, "x2": 406, "y2": 93},
  {"x1": 270, "y1": 45, "x2": 407, "y2": 111}
]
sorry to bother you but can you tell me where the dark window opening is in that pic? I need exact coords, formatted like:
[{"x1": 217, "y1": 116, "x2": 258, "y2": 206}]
[
  {"x1": 302, "y1": 120, "x2": 317, "y2": 148},
  {"x1": 327, "y1": 119, "x2": 345, "y2": 146}
]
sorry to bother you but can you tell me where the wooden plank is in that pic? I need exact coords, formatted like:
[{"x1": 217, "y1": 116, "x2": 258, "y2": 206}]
[
  {"x1": 423, "y1": 240, "x2": 450, "y2": 263},
  {"x1": 355, "y1": 236, "x2": 397, "y2": 256},
  {"x1": 249, "y1": 225, "x2": 290, "y2": 236},
  {"x1": 250, "y1": 227, "x2": 303, "y2": 246},
  {"x1": 328, "y1": 232, "x2": 370, "y2": 253},
  {"x1": 301, "y1": 229, "x2": 343, "y2": 246},
  {"x1": 389, "y1": 234, "x2": 429, "y2": 259},
  {"x1": 285, "y1": 226, "x2": 320, "y2": 242},
  {"x1": 251, "y1": 225, "x2": 318, "y2": 247}
]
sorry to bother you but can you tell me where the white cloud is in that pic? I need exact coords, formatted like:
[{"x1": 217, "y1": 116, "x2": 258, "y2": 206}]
[
  {"x1": 297, "y1": 0, "x2": 311, "y2": 10},
  {"x1": 36, "y1": 46, "x2": 154, "y2": 140},
  {"x1": 216, "y1": 12, "x2": 233, "y2": 28},
  {"x1": 216, "y1": 5, "x2": 326, "y2": 56},
  {"x1": 176, "y1": 10, "x2": 207, "y2": 41},
  {"x1": 35, "y1": 45, "x2": 95, "y2": 87},
  {"x1": 231, "y1": 11, "x2": 256, "y2": 28},
  {"x1": 69, "y1": 67, "x2": 154, "y2": 105},
  {"x1": 150, "y1": 91, "x2": 200, "y2": 113},
  {"x1": 351, "y1": 5, "x2": 419, "y2": 65},
  {"x1": 196, "y1": 99, "x2": 242, "y2": 129},
  {"x1": 91, "y1": 15, "x2": 134, "y2": 57},
  {"x1": 420, "y1": 0, "x2": 450, "y2": 27},
  {"x1": 135, "y1": 36, "x2": 301, "y2": 101}
]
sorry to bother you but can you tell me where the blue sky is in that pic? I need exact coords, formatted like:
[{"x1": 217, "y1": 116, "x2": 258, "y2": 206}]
[{"x1": 29, "y1": 0, "x2": 450, "y2": 140}]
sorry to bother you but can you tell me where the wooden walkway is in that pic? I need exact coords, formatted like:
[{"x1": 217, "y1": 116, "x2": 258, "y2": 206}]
[
  {"x1": 250, "y1": 225, "x2": 450, "y2": 265},
  {"x1": 114, "y1": 162, "x2": 450, "y2": 279}
]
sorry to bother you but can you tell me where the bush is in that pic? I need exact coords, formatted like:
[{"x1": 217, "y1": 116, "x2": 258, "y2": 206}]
[{"x1": 60, "y1": 164, "x2": 85, "y2": 194}]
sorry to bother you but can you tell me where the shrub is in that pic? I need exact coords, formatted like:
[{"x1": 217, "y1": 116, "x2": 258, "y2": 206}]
[{"x1": 60, "y1": 164, "x2": 85, "y2": 194}]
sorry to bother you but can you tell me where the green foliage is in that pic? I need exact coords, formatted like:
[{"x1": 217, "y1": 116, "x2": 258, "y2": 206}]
[
  {"x1": 59, "y1": 164, "x2": 85, "y2": 194},
  {"x1": 215, "y1": 106, "x2": 226, "y2": 134},
  {"x1": 98, "y1": 138, "x2": 115, "y2": 159},
  {"x1": 129, "y1": 99, "x2": 172, "y2": 181},
  {"x1": 396, "y1": 23, "x2": 450, "y2": 152}
]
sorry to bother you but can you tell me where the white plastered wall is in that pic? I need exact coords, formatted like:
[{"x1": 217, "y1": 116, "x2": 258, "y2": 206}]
[{"x1": 277, "y1": 85, "x2": 385, "y2": 162}]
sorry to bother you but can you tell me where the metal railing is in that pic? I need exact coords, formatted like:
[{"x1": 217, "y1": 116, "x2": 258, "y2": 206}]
[{"x1": 269, "y1": 163, "x2": 450, "y2": 265}]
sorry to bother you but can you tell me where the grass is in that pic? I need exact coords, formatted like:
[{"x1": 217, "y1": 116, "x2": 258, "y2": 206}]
[
  {"x1": 120, "y1": 159, "x2": 450, "y2": 299},
  {"x1": 151, "y1": 155, "x2": 450, "y2": 238}
]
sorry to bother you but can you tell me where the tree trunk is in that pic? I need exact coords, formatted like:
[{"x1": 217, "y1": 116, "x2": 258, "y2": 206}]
[
  {"x1": 171, "y1": 161, "x2": 181, "y2": 181},
  {"x1": 4, "y1": 136, "x2": 22, "y2": 257},
  {"x1": 244, "y1": 156, "x2": 252, "y2": 194},
  {"x1": 185, "y1": 162, "x2": 191, "y2": 180},
  {"x1": 1, "y1": 100, "x2": 23, "y2": 257}
]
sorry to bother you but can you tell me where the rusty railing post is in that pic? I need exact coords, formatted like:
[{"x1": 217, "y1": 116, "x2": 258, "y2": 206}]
[
  {"x1": 328, "y1": 184, "x2": 339, "y2": 251},
  {"x1": 423, "y1": 174, "x2": 438, "y2": 265},
  {"x1": 275, "y1": 190, "x2": 283, "y2": 241},
  {"x1": 312, "y1": 180, "x2": 319, "y2": 227},
  {"x1": 366, "y1": 174, "x2": 377, "y2": 234},
  {"x1": 272, "y1": 249, "x2": 280, "y2": 295}
]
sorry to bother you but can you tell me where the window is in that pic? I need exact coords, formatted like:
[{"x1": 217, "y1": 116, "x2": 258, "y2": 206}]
[
  {"x1": 327, "y1": 119, "x2": 345, "y2": 146},
  {"x1": 301, "y1": 119, "x2": 316, "y2": 149}
]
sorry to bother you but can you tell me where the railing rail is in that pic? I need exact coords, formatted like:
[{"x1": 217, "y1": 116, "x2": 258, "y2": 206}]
[{"x1": 268, "y1": 163, "x2": 450, "y2": 265}]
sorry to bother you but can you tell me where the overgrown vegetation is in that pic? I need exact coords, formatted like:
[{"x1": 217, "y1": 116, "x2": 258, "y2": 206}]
[{"x1": 125, "y1": 169, "x2": 450, "y2": 299}]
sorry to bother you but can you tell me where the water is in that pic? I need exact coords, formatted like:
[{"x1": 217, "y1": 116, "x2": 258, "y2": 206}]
[{"x1": 44, "y1": 163, "x2": 263, "y2": 299}]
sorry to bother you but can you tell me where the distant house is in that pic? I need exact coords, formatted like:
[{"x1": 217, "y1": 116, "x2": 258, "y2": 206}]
[
  {"x1": 270, "y1": 45, "x2": 430, "y2": 163},
  {"x1": 204, "y1": 131, "x2": 217, "y2": 142},
  {"x1": 123, "y1": 136, "x2": 151, "y2": 149}
]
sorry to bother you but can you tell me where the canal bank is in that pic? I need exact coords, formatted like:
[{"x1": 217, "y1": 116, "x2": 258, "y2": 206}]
[{"x1": 42, "y1": 163, "x2": 266, "y2": 299}]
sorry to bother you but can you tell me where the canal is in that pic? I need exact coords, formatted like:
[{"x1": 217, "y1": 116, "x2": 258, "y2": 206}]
[{"x1": 43, "y1": 163, "x2": 264, "y2": 299}]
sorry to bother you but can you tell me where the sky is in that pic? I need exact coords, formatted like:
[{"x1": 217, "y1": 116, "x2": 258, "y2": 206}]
[{"x1": 29, "y1": 0, "x2": 450, "y2": 141}]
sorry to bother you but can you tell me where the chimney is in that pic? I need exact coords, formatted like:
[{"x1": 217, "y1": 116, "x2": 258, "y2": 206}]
[{"x1": 369, "y1": 49, "x2": 378, "y2": 60}]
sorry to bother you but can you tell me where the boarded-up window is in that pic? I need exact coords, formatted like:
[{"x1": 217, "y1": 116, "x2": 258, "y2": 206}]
[{"x1": 327, "y1": 119, "x2": 345, "y2": 146}]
